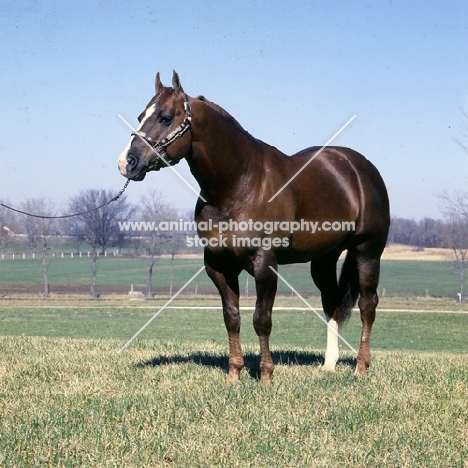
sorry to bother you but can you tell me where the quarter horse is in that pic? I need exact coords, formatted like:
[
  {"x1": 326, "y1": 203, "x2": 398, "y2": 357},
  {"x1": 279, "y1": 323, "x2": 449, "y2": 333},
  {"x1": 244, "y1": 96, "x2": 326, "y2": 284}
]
[{"x1": 118, "y1": 71, "x2": 390, "y2": 382}]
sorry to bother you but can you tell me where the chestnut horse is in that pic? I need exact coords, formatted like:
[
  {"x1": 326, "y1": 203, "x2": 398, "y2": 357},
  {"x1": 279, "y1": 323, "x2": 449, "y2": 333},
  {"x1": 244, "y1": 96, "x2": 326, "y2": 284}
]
[{"x1": 118, "y1": 71, "x2": 390, "y2": 382}]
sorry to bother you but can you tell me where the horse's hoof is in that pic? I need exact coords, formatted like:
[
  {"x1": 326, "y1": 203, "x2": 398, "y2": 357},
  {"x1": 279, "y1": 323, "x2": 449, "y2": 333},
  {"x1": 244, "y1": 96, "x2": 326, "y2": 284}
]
[
  {"x1": 227, "y1": 370, "x2": 241, "y2": 382},
  {"x1": 354, "y1": 363, "x2": 369, "y2": 376},
  {"x1": 260, "y1": 376, "x2": 272, "y2": 385}
]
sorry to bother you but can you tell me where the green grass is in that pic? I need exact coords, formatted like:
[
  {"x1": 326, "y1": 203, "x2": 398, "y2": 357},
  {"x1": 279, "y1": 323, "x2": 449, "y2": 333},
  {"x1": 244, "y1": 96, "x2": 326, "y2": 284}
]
[
  {"x1": 0, "y1": 257, "x2": 209, "y2": 294},
  {"x1": 0, "y1": 301, "x2": 468, "y2": 353},
  {"x1": 0, "y1": 337, "x2": 467, "y2": 467},
  {"x1": 0, "y1": 255, "x2": 465, "y2": 297},
  {"x1": 1, "y1": 243, "x2": 466, "y2": 463},
  {"x1": 1, "y1": 296, "x2": 467, "y2": 466}
]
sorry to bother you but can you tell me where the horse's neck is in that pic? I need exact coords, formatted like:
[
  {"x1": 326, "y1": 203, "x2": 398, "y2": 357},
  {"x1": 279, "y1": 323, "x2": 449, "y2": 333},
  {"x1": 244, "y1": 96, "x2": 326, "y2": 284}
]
[{"x1": 188, "y1": 99, "x2": 262, "y2": 201}]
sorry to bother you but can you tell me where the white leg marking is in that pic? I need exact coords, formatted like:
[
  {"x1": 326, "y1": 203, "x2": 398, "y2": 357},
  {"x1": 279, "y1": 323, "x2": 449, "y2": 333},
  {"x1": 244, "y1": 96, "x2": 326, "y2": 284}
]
[{"x1": 323, "y1": 317, "x2": 339, "y2": 372}]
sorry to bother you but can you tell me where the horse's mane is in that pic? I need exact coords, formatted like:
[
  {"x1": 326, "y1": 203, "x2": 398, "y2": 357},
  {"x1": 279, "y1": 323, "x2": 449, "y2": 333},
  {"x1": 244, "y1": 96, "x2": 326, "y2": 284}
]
[{"x1": 196, "y1": 95, "x2": 245, "y2": 132}]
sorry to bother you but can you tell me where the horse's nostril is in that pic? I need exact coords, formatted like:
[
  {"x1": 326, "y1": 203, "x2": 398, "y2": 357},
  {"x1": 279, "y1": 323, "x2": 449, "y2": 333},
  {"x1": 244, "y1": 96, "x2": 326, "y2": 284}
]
[{"x1": 127, "y1": 154, "x2": 137, "y2": 170}]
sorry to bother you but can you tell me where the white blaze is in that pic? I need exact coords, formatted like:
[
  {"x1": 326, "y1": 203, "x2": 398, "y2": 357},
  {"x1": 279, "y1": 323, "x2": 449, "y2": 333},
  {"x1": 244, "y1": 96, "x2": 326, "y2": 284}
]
[
  {"x1": 117, "y1": 136, "x2": 135, "y2": 174},
  {"x1": 117, "y1": 104, "x2": 157, "y2": 175},
  {"x1": 137, "y1": 103, "x2": 157, "y2": 129}
]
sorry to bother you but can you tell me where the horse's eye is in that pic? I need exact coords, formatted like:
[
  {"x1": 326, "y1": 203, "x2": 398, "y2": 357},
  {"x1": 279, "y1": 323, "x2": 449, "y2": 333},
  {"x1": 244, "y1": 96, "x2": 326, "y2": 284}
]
[{"x1": 159, "y1": 115, "x2": 173, "y2": 126}]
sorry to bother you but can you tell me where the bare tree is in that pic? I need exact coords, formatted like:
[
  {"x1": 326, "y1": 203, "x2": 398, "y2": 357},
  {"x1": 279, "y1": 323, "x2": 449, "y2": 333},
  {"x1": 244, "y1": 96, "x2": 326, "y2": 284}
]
[
  {"x1": 63, "y1": 218, "x2": 86, "y2": 254},
  {"x1": 439, "y1": 190, "x2": 468, "y2": 296},
  {"x1": 448, "y1": 218, "x2": 468, "y2": 295},
  {"x1": 389, "y1": 216, "x2": 449, "y2": 248},
  {"x1": 167, "y1": 231, "x2": 184, "y2": 296},
  {"x1": 67, "y1": 189, "x2": 133, "y2": 297},
  {"x1": 135, "y1": 191, "x2": 189, "y2": 298},
  {"x1": 144, "y1": 228, "x2": 162, "y2": 298},
  {"x1": 138, "y1": 190, "x2": 177, "y2": 298},
  {"x1": 20, "y1": 198, "x2": 58, "y2": 297}
]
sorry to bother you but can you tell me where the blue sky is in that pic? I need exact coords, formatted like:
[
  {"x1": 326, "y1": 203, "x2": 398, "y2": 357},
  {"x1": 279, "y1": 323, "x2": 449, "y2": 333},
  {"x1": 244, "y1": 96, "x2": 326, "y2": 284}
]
[{"x1": 1, "y1": 0, "x2": 467, "y2": 219}]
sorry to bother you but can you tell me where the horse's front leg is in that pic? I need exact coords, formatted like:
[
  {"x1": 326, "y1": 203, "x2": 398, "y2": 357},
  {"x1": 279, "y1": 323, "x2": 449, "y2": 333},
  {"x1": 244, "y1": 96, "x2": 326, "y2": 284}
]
[
  {"x1": 204, "y1": 254, "x2": 243, "y2": 380},
  {"x1": 252, "y1": 250, "x2": 278, "y2": 383}
]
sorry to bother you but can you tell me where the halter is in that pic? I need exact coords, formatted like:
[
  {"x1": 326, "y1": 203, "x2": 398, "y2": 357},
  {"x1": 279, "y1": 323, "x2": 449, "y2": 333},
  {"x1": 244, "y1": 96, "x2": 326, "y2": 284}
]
[{"x1": 131, "y1": 95, "x2": 192, "y2": 170}]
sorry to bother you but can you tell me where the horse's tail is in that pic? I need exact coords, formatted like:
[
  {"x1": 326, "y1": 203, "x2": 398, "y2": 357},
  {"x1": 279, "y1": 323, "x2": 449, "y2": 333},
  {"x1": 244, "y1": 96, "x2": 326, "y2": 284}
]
[{"x1": 336, "y1": 251, "x2": 360, "y2": 324}]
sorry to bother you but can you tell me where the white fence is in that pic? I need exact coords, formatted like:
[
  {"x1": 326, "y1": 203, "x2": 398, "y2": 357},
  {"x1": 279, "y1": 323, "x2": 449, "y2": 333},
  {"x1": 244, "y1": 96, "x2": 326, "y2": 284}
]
[{"x1": 0, "y1": 251, "x2": 121, "y2": 260}]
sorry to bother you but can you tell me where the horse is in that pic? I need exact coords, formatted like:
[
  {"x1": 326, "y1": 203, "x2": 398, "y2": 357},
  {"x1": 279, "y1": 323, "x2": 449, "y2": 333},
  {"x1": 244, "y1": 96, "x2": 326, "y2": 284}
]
[{"x1": 118, "y1": 71, "x2": 390, "y2": 382}]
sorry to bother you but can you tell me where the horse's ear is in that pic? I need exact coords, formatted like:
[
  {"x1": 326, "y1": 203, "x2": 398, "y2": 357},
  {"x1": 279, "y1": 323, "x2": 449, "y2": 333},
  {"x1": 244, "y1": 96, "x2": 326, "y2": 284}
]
[
  {"x1": 155, "y1": 72, "x2": 164, "y2": 95},
  {"x1": 172, "y1": 70, "x2": 184, "y2": 95}
]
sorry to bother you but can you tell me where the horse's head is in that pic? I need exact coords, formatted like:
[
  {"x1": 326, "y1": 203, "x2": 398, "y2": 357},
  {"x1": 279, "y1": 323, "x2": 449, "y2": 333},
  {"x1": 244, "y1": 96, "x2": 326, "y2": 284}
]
[{"x1": 117, "y1": 71, "x2": 192, "y2": 181}]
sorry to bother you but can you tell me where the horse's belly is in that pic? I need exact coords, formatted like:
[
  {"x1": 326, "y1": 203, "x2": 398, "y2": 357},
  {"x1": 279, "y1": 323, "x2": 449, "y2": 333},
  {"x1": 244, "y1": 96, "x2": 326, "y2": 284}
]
[{"x1": 276, "y1": 229, "x2": 352, "y2": 264}]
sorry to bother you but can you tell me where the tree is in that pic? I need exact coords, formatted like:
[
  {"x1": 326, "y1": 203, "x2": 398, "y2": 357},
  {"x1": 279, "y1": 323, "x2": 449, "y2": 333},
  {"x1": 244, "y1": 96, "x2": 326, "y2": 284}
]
[
  {"x1": 67, "y1": 189, "x2": 133, "y2": 298},
  {"x1": 20, "y1": 198, "x2": 58, "y2": 297},
  {"x1": 448, "y1": 217, "x2": 468, "y2": 295},
  {"x1": 138, "y1": 190, "x2": 180, "y2": 298},
  {"x1": 388, "y1": 216, "x2": 448, "y2": 248},
  {"x1": 439, "y1": 190, "x2": 468, "y2": 296},
  {"x1": 167, "y1": 230, "x2": 184, "y2": 296}
]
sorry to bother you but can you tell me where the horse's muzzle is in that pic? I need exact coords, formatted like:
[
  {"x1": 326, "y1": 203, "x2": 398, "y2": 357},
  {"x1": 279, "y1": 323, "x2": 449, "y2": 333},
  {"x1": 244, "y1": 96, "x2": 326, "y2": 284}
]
[
  {"x1": 117, "y1": 153, "x2": 147, "y2": 181},
  {"x1": 126, "y1": 154, "x2": 138, "y2": 172}
]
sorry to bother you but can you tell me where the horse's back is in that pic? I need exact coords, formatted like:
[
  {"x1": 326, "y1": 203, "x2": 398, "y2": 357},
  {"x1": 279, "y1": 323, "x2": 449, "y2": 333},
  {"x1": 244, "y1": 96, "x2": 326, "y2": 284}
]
[
  {"x1": 289, "y1": 146, "x2": 388, "y2": 211},
  {"x1": 285, "y1": 146, "x2": 390, "y2": 253}
]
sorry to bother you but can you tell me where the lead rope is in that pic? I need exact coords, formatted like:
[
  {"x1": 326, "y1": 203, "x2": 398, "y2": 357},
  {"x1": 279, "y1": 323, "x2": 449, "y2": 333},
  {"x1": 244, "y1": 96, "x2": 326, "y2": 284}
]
[{"x1": 0, "y1": 179, "x2": 130, "y2": 219}]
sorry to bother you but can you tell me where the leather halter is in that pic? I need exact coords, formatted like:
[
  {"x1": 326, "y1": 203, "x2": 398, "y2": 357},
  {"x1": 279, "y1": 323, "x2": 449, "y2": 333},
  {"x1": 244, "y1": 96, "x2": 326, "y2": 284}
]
[{"x1": 131, "y1": 96, "x2": 192, "y2": 170}]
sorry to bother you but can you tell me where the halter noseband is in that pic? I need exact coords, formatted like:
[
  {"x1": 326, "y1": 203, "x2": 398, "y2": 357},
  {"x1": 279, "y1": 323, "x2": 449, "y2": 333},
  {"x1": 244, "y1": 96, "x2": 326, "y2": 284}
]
[{"x1": 131, "y1": 96, "x2": 192, "y2": 170}]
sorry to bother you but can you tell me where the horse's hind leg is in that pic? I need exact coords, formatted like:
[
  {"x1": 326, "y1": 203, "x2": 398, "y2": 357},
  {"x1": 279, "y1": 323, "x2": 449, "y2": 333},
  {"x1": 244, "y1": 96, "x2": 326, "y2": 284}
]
[
  {"x1": 205, "y1": 253, "x2": 243, "y2": 380},
  {"x1": 355, "y1": 252, "x2": 381, "y2": 375},
  {"x1": 310, "y1": 257, "x2": 340, "y2": 371}
]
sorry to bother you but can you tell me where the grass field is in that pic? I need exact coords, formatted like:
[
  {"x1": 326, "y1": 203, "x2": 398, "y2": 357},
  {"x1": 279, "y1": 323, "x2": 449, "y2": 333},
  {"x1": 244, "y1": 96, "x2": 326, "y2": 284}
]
[
  {"x1": 0, "y1": 336, "x2": 467, "y2": 467},
  {"x1": 0, "y1": 297, "x2": 468, "y2": 466},
  {"x1": 1, "y1": 298, "x2": 468, "y2": 352},
  {"x1": 1, "y1": 245, "x2": 467, "y2": 466},
  {"x1": 0, "y1": 253, "x2": 466, "y2": 297}
]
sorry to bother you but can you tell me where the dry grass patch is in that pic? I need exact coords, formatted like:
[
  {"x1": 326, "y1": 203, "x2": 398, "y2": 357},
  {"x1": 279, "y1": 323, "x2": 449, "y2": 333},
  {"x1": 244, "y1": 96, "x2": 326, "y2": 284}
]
[
  {"x1": 0, "y1": 337, "x2": 467, "y2": 467},
  {"x1": 382, "y1": 243, "x2": 451, "y2": 261}
]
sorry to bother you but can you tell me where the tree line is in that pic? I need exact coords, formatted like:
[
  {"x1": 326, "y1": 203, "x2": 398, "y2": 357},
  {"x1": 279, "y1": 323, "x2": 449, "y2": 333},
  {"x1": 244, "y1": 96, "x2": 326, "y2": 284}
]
[
  {"x1": 3, "y1": 194, "x2": 468, "y2": 257},
  {"x1": 2, "y1": 198, "x2": 465, "y2": 251},
  {"x1": 0, "y1": 189, "x2": 194, "y2": 298},
  {"x1": 389, "y1": 216, "x2": 454, "y2": 249},
  {"x1": 2, "y1": 188, "x2": 468, "y2": 297}
]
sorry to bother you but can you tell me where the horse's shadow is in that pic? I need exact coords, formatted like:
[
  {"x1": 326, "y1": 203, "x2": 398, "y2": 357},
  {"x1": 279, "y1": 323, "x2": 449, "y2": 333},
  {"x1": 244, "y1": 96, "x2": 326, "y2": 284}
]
[{"x1": 135, "y1": 349, "x2": 356, "y2": 380}]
